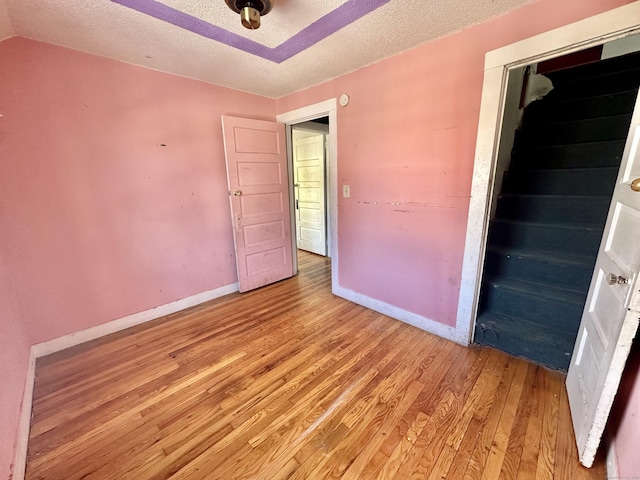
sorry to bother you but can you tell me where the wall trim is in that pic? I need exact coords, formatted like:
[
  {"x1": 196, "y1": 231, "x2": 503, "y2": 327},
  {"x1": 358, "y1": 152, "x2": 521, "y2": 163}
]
[
  {"x1": 31, "y1": 283, "x2": 238, "y2": 357},
  {"x1": 276, "y1": 99, "x2": 339, "y2": 294},
  {"x1": 333, "y1": 285, "x2": 465, "y2": 346},
  {"x1": 12, "y1": 283, "x2": 238, "y2": 480},
  {"x1": 456, "y1": 1, "x2": 640, "y2": 345},
  {"x1": 276, "y1": 99, "x2": 337, "y2": 124}
]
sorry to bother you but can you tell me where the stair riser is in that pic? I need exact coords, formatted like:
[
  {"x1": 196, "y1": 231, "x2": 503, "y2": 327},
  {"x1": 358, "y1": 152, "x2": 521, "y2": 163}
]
[
  {"x1": 521, "y1": 114, "x2": 632, "y2": 145},
  {"x1": 495, "y1": 195, "x2": 609, "y2": 225},
  {"x1": 484, "y1": 250, "x2": 594, "y2": 293},
  {"x1": 546, "y1": 70, "x2": 640, "y2": 101},
  {"x1": 488, "y1": 221, "x2": 602, "y2": 258},
  {"x1": 480, "y1": 283, "x2": 585, "y2": 332},
  {"x1": 531, "y1": 91, "x2": 638, "y2": 122},
  {"x1": 474, "y1": 317, "x2": 574, "y2": 371},
  {"x1": 512, "y1": 141, "x2": 625, "y2": 169},
  {"x1": 502, "y1": 168, "x2": 618, "y2": 196}
]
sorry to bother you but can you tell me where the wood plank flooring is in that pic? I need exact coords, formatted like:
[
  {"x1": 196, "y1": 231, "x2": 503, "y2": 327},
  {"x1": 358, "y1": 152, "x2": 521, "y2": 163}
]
[{"x1": 26, "y1": 251, "x2": 606, "y2": 479}]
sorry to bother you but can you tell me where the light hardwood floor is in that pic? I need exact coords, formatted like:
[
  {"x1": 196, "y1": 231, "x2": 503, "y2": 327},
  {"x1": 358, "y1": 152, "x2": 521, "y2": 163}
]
[{"x1": 26, "y1": 251, "x2": 606, "y2": 479}]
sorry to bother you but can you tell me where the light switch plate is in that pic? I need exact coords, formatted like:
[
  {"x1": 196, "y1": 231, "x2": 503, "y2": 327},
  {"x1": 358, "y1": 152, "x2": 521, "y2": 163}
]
[{"x1": 343, "y1": 185, "x2": 350, "y2": 198}]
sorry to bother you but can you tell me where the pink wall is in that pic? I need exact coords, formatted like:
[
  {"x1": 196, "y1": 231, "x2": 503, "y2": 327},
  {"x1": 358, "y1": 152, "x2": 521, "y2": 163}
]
[
  {"x1": 0, "y1": 252, "x2": 30, "y2": 480},
  {"x1": 0, "y1": 38, "x2": 275, "y2": 343},
  {"x1": 277, "y1": 0, "x2": 635, "y2": 327},
  {"x1": 0, "y1": 37, "x2": 275, "y2": 478},
  {"x1": 611, "y1": 342, "x2": 640, "y2": 478}
]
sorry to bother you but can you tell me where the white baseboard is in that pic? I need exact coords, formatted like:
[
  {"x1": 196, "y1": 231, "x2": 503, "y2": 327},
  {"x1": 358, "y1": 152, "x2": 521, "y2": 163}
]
[
  {"x1": 31, "y1": 283, "x2": 238, "y2": 358},
  {"x1": 12, "y1": 283, "x2": 238, "y2": 480},
  {"x1": 606, "y1": 436, "x2": 619, "y2": 480},
  {"x1": 333, "y1": 285, "x2": 467, "y2": 345},
  {"x1": 12, "y1": 350, "x2": 36, "y2": 480}
]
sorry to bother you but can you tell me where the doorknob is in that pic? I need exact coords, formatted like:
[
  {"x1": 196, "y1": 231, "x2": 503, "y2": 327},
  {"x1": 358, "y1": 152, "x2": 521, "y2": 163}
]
[
  {"x1": 631, "y1": 178, "x2": 640, "y2": 192},
  {"x1": 233, "y1": 190, "x2": 242, "y2": 196},
  {"x1": 607, "y1": 273, "x2": 629, "y2": 285}
]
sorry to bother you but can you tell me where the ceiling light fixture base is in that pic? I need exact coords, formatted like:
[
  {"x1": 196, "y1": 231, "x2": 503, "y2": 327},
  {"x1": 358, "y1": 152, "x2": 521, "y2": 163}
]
[{"x1": 224, "y1": 0, "x2": 274, "y2": 30}]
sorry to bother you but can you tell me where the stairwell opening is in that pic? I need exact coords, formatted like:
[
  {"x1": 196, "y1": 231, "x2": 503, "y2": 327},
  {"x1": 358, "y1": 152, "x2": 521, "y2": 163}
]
[{"x1": 473, "y1": 44, "x2": 640, "y2": 371}]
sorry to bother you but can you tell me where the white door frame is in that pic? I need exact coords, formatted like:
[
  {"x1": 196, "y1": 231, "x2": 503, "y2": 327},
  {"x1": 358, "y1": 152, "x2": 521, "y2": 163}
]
[
  {"x1": 277, "y1": 99, "x2": 338, "y2": 292},
  {"x1": 456, "y1": 2, "x2": 640, "y2": 344}
]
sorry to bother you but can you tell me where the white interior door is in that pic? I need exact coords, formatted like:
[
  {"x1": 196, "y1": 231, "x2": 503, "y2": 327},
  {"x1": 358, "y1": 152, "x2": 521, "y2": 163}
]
[
  {"x1": 293, "y1": 130, "x2": 327, "y2": 256},
  {"x1": 221, "y1": 115, "x2": 293, "y2": 293},
  {"x1": 566, "y1": 91, "x2": 640, "y2": 467}
]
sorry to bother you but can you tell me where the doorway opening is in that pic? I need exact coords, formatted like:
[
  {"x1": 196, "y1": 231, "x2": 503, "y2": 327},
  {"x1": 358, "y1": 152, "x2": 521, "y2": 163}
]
[
  {"x1": 456, "y1": 9, "x2": 640, "y2": 345},
  {"x1": 473, "y1": 43, "x2": 640, "y2": 371},
  {"x1": 276, "y1": 99, "x2": 339, "y2": 293}
]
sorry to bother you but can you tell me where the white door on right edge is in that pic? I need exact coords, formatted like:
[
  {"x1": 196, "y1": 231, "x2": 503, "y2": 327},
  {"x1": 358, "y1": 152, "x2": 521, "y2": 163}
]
[
  {"x1": 293, "y1": 131, "x2": 327, "y2": 256},
  {"x1": 566, "y1": 90, "x2": 640, "y2": 467}
]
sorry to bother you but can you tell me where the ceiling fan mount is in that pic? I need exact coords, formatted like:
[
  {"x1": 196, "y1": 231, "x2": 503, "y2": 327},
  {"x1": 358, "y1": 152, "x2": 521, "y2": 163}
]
[{"x1": 224, "y1": 0, "x2": 275, "y2": 30}]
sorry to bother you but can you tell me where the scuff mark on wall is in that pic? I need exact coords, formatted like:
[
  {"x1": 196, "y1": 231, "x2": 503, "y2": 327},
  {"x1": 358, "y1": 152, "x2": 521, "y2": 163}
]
[
  {"x1": 355, "y1": 200, "x2": 456, "y2": 209},
  {"x1": 386, "y1": 201, "x2": 454, "y2": 209}
]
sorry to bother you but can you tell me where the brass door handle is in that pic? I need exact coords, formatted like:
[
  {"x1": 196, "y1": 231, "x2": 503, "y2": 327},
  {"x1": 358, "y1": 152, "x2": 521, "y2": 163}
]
[
  {"x1": 607, "y1": 273, "x2": 629, "y2": 285},
  {"x1": 631, "y1": 178, "x2": 640, "y2": 192},
  {"x1": 233, "y1": 190, "x2": 242, "y2": 196}
]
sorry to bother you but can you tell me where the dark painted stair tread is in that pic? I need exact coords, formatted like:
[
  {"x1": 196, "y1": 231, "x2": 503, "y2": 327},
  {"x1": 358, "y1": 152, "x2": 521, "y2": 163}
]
[
  {"x1": 502, "y1": 167, "x2": 618, "y2": 196},
  {"x1": 511, "y1": 139, "x2": 626, "y2": 169},
  {"x1": 484, "y1": 246, "x2": 595, "y2": 294},
  {"x1": 474, "y1": 312, "x2": 575, "y2": 371},
  {"x1": 486, "y1": 245, "x2": 594, "y2": 268},
  {"x1": 495, "y1": 194, "x2": 609, "y2": 226},
  {"x1": 527, "y1": 90, "x2": 638, "y2": 122},
  {"x1": 545, "y1": 67, "x2": 640, "y2": 101},
  {"x1": 484, "y1": 277, "x2": 585, "y2": 305},
  {"x1": 488, "y1": 219, "x2": 603, "y2": 257},
  {"x1": 521, "y1": 113, "x2": 633, "y2": 145},
  {"x1": 479, "y1": 278, "x2": 586, "y2": 333}
]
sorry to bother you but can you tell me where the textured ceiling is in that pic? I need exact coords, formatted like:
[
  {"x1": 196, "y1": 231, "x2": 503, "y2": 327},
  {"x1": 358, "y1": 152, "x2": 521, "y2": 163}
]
[{"x1": 1, "y1": 0, "x2": 534, "y2": 98}]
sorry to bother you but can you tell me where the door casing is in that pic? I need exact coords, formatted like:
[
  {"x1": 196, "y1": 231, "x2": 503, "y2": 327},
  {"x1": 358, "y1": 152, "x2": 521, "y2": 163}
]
[{"x1": 277, "y1": 99, "x2": 338, "y2": 292}]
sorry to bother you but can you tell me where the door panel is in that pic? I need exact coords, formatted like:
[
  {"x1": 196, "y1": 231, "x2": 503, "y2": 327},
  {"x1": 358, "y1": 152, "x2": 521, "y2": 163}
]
[
  {"x1": 222, "y1": 116, "x2": 293, "y2": 293},
  {"x1": 234, "y1": 128, "x2": 280, "y2": 153},
  {"x1": 238, "y1": 162, "x2": 282, "y2": 184},
  {"x1": 293, "y1": 131, "x2": 326, "y2": 256},
  {"x1": 567, "y1": 92, "x2": 640, "y2": 467}
]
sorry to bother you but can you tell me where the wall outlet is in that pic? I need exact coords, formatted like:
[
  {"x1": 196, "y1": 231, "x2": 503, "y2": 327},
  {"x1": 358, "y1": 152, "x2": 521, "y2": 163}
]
[{"x1": 343, "y1": 185, "x2": 350, "y2": 198}]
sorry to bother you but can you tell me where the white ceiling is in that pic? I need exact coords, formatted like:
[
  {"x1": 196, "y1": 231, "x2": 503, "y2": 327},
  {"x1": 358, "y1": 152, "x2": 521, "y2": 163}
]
[{"x1": 0, "y1": 0, "x2": 534, "y2": 98}]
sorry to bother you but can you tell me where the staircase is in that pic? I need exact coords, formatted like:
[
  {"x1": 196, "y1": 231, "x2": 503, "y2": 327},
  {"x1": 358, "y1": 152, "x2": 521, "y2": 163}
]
[{"x1": 474, "y1": 51, "x2": 640, "y2": 371}]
